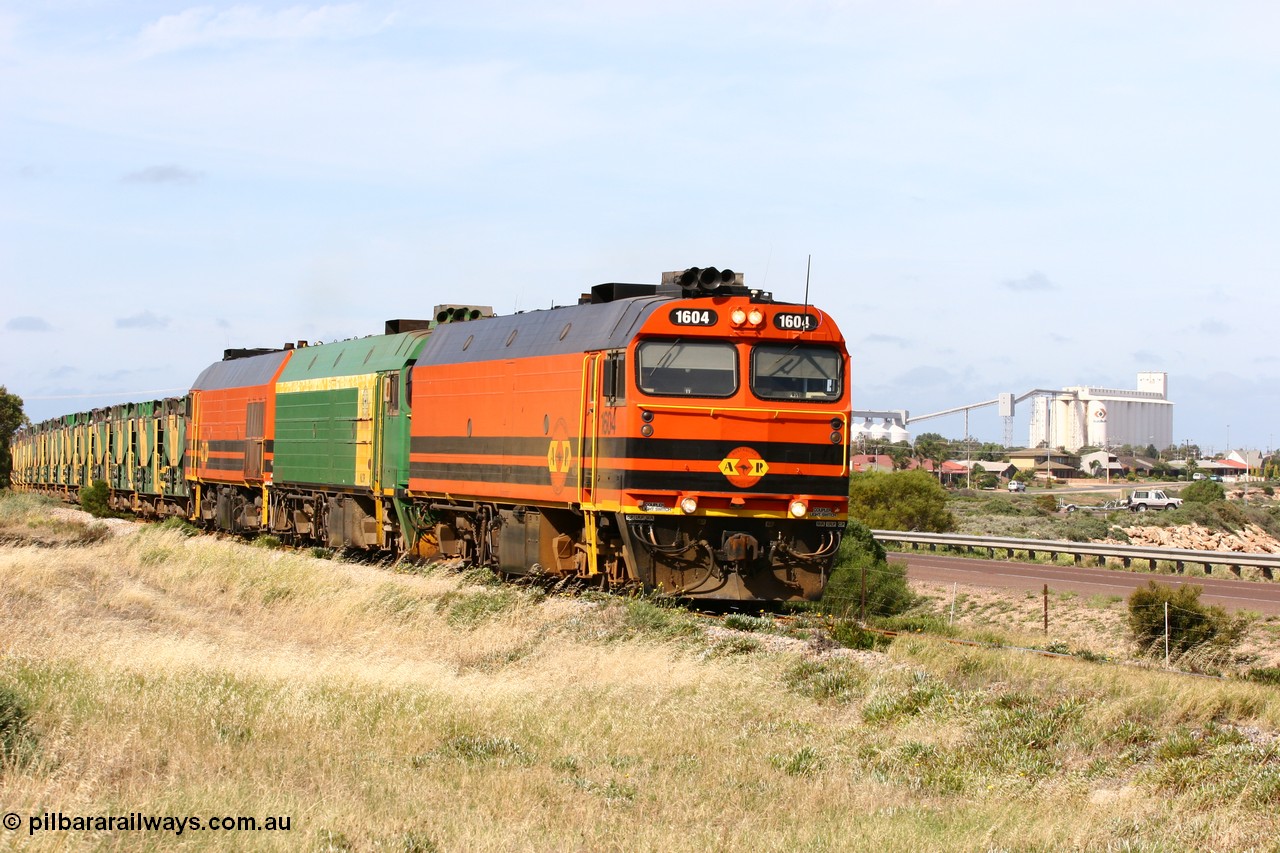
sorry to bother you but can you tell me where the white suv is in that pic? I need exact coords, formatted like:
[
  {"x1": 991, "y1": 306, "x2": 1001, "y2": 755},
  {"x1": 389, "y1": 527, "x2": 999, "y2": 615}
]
[
  {"x1": 1008, "y1": 480, "x2": 1026, "y2": 492},
  {"x1": 1127, "y1": 489, "x2": 1183, "y2": 512}
]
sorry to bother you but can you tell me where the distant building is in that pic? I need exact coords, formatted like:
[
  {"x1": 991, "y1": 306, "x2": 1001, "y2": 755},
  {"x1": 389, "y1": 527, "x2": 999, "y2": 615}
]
[
  {"x1": 850, "y1": 454, "x2": 895, "y2": 474},
  {"x1": 1079, "y1": 450, "x2": 1125, "y2": 478},
  {"x1": 1228, "y1": 449, "x2": 1263, "y2": 472},
  {"x1": 1007, "y1": 448, "x2": 1082, "y2": 479},
  {"x1": 949, "y1": 459, "x2": 1016, "y2": 479},
  {"x1": 1028, "y1": 371, "x2": 1173, "y2": 453}
]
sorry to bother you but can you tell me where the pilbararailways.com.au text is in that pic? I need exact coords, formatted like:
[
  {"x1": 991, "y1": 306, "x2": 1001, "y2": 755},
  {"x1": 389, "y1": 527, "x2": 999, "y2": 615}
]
[{"x1": 7, "y1": 811, "x2": 291, "y2": 836}]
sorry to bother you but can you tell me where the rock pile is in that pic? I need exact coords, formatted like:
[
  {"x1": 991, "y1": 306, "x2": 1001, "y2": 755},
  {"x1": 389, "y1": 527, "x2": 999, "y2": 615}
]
[{"x1": 1120, "y1": 523, "x2": 1280, "y2": 554}]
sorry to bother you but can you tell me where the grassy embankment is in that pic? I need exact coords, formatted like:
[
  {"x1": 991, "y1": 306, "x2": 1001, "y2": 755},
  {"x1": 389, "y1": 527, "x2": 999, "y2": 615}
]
[{"x1": 2, "y1": 491, "x2": 1280, "y2": 851}]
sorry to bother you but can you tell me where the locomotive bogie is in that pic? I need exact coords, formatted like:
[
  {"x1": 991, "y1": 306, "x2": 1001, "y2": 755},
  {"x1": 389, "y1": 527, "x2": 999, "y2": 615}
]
[{"x1": 618, "y1": 514, "x2": 840, "y2": 601}]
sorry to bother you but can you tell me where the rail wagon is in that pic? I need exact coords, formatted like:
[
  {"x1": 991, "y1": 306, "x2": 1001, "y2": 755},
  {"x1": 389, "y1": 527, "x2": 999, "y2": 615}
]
[
  {"x1": 13, "y1": 398, "x2": 189, "y2": 517},
  {"x1": 107, "y1": 398, "x2": 190, "y2": 517}
]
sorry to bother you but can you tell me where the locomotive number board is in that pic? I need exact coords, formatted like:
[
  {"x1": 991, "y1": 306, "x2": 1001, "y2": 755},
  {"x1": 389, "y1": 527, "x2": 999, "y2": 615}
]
[
  {"x1": 773, "y1": 312, "x2": 819, "y2": 331},
  {"x1": 669, "y1": 308, "x2": 718, "y2": 326}
]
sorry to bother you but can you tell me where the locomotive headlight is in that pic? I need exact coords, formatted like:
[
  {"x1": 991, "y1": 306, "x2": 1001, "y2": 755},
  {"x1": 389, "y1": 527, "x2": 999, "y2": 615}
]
[
  {"x1": 747, "y1": 309, "x2": 764, "y2": 327},
  {"x1": 788, "y1": 499, "x2": 808, "y2": 518},
  {"x1": 730, "y1": 308, "x2": 747, "y2": 326},
  {"x1": 680, "y1": 496, "x2": 699, "y2": 514}
]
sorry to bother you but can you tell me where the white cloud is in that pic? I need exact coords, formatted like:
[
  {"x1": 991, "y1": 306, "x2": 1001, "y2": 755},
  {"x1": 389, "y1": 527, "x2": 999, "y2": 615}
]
[
  {"x1": 137, "y1": 4, "x2": 391, "y2": 55},
  {"x1": 1001, "y1": 272, "x2": 1058, "y2": 293},
  {"x1": 115, "y1": 311, "x2": 170, "y2": 329},
  {"x1": 122, "y1": 164, "x2": 204, "y2": 185},
  {"x1": 6, "y1": 316, "x2": 52, "y2": 332}
]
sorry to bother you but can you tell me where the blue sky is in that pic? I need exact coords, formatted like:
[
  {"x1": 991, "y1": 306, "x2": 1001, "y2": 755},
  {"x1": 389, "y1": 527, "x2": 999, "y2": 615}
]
[{"x1": 2, "y1": 1, "x2": 1277, "y2": 452}]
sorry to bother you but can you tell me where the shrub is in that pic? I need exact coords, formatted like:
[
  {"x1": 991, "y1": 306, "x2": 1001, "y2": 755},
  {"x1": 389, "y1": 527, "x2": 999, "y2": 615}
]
[
  {"x1": 723, "y1": 614, "x2": 773, "y2": 632},
  {"x1": 79, "y1": 480, "x2": 115, "y2": 518},
  {"x1": 1182, "y1": 479, "x2": 1226, "y2": 503},
  {"x1": 820, "y1": 521, "x2": 915, "y2": 620},
  {"x1": 1163, "y1": 500, "x2": 1250, "y2": 534},
  {"x1": 157, "y1": 517, "x2": 200, "y2": 537},
  {"x1": 1242, "y1": 667, "x2": 1280, "y2": 686},
  {"x1": 841, "y1": 518, "x2": 886, "y2": 563},
  {"x1": 1061, "y1": 514, "x2": 1110, "y2": 542},
  {"x1": 829, "y1": 620, "x2": 892, "y2": 650},
  {"x1": 847, "y1": 470, "x2": 954, "y2": 532},
  {"x1": 1032, "y1": 495, "x2": 1058, "y2": 515},
  {"x1": 0, "y1": 684, "x2": 37, "y2": 766},
  {"x1": 1127, "y1": 580, "x2": 1250, "y2": 664}
]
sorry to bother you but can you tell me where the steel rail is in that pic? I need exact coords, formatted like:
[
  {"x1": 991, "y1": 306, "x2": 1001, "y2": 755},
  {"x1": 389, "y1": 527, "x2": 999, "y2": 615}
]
[{"x1": 871, "y1": 530, "x2": 1280, "y2": 578}]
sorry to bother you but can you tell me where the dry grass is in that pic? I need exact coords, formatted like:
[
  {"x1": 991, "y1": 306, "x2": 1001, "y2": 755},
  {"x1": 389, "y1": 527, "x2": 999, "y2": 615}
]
[
  {"x1": 2, "y1": 495, "x2": 1280, "y2": 851},
  {"x1": 912, "y1": 577, "x2": 1280, "y2": 671}
]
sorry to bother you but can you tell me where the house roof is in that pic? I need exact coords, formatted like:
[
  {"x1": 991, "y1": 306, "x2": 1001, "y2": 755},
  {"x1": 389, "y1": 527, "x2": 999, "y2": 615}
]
[
  {"x1": 948, "y1": 459, "x2": 1014, "y2": 473},
  {"x1": 850, "y1": 454, "x2": 895, "y2": 472},
  {"x1": 1229, "y1": 450, "x2": 1263, "y2": 468}
]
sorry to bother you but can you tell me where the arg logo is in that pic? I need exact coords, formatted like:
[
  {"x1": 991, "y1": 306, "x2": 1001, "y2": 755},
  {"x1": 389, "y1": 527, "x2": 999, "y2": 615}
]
[{"x1": 719, "y1": 446, "x2": 769, "y2": 488}]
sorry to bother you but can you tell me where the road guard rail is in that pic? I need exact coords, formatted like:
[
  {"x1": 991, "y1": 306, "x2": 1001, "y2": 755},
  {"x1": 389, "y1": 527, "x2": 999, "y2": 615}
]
[{"x1": 871, "y1": 530, "x2": 1280, "y2": 580}]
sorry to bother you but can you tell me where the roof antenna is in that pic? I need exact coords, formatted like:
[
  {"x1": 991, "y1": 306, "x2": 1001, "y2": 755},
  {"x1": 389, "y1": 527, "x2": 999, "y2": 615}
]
[{"x1": 802, "y1": 254, "x2": 811, "y2": 317}]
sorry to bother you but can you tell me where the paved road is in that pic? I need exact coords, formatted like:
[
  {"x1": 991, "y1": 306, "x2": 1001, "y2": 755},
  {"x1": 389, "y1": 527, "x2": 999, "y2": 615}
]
[{"x1": 898, "y1": 551, "x2": 1280, "y2": 615}]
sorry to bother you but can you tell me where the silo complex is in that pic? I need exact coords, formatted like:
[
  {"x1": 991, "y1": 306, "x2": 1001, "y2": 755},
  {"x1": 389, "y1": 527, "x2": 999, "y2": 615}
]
[{"x1": 1028, "y1": 372, "x2": 1173, "y2": 452}]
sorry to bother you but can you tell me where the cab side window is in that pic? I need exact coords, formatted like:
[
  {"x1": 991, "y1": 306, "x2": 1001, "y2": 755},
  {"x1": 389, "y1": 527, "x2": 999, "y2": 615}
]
[{"x1": 603, "y1": 351, "x2": 626, "y2": 405}]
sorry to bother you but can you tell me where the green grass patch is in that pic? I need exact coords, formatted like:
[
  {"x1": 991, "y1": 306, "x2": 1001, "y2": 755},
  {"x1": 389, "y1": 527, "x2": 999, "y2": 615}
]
[
  {"x1": 445, "y1": 588, "x2": 522, "y2": 627},
  {"x1": 783, "y1": 658, "x2": 866, "y2": 704}
]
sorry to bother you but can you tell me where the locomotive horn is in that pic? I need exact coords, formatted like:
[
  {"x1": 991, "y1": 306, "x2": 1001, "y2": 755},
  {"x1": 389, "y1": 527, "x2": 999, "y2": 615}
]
[
  {"x1": 468, "y1": 309, "x2": 481, "y2": 320},
  {"x1": 719, "y1": 268, "x2": 735, "y2": 283},
  {"x1": 678, "y1": 268, "x2": 701, "y2": 288},
  {"x1": 697, "y1": 267, "x2": 721, "y2": 290}
]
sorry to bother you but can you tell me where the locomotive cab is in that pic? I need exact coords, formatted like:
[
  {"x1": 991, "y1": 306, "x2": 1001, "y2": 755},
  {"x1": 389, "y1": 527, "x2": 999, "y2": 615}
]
[{"x1": 592, "y1": 271, "x2": 849, "y2": 600}]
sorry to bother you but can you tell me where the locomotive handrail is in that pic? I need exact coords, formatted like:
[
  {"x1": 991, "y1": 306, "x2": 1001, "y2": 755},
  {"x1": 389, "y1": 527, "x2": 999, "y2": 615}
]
[
  {"x1": 576, "y1": 353, "x2": 600, "y2": 509},
  {"x1": 871, "y1": 529, "x2": 1280, "y2": 575}
]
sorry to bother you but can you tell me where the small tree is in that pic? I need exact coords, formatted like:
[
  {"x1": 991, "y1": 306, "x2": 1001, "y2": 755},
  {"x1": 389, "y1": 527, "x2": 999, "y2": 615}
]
[
  {"x1": 1127, "y1": 580, "x2": 1249, "y2": 666},
  {"x1": 1182, "y1": 479, "x2": 1226, "y2": 503},
  {"x1": 0, "y1": 386, "x2": 29, "y2": 488},
  {"x1": 847, "y1": 469, "x2": 955, "y2": 532}
]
